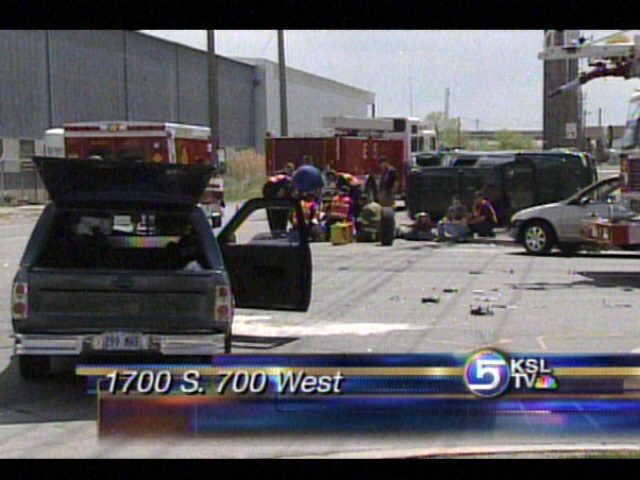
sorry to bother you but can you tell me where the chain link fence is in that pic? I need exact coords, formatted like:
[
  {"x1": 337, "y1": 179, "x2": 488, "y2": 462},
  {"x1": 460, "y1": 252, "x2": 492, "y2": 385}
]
[
  {"x1": 0, "y1": 150, "x2": 267, "y2": 206},
  {"x1": 0, "y1": 159, "x2": 48, "y2": 206}
]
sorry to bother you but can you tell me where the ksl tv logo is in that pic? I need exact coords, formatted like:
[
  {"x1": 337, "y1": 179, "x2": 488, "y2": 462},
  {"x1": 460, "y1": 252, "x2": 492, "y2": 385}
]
[{"x1": 463, "y1": 348, "x2": 558, "y2": 398}]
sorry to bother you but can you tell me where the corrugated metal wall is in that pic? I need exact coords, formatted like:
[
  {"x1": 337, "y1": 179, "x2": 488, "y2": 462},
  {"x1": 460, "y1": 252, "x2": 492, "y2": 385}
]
[
  {"x1": 176, "y1": 47, "x2": 208, "y2": 125},
  {"x1": 125, "y1": 32, "x2": 178, "y2": 121},
  {"x1": 218, "y1": 58, "x2": 255, "y2": 147},
  {"x1": 0, "y1": 31, "x2": 49, "y2": 139},
  {"x1": 0, "y1": 31, "x2": 373, "y2": 152},
  {"x1": 0, "y1": 30, "x2": 256, "y2": 147},
  {"x1": 50, "y1": 30, "x2": 127, "y2": 125}
]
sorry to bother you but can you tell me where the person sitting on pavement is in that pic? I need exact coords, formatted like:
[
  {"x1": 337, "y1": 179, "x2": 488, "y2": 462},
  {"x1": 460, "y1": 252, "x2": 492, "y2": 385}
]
[
  {"x1": 468, "y1": 190, "x2": 498, "y2": 238},
  {"x1": 437, "y1": 195, "x2": 470, "y2": 242},
  {"x1": 355, "y1": 194, "x2": 381, "y2": 242},
  {"x1": 398, "y1": 212, "x2": 436, "y2": 241}
]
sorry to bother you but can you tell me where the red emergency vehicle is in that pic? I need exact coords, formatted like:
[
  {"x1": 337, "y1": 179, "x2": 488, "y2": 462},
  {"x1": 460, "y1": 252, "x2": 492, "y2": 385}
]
[
  {"x1": 45, "y1": 121, "x2": 225, "y2": 227},
  {"x1": 265, "y1": 116, "x2": 437, "y2": 201}
]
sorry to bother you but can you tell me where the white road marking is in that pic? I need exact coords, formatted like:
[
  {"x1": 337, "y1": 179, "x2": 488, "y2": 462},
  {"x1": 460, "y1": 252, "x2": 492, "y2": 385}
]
[
  {"x1": 537, "y1": 336, "x2": 548, "y2": 350},
  {"x1": 232, "y1": 315, "x2": 427, "y2": 337}
]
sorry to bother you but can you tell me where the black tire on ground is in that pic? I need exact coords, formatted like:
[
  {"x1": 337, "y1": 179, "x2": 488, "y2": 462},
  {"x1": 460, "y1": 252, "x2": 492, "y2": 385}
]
[
  {"x1": 559, "y1": 243, "x2": 581, "y2": 257},
  {"x1": 18, "y1": 355, "x2": 51, "y2": 380},
  {"x1": 380, "y1": 207, "x2": 395, "y2": 246},
  {"x1": 522, "y1": 220, "x2": 555, "y2": 255}
]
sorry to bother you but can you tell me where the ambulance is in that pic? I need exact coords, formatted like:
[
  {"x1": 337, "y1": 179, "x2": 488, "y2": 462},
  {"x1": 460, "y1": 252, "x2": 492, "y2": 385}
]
[{"x1": 44, "y1": 121, "x2": 225, "y2": 227}]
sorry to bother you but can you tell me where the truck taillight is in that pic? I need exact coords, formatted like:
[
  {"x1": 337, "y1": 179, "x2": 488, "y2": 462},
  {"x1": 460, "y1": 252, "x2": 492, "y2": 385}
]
[
  {"x1": 12, "y1": 282, "x2": 28, "y2": 320},
  {"x1": 215, "y1": 286, "x2": 234, "y2": 323}
]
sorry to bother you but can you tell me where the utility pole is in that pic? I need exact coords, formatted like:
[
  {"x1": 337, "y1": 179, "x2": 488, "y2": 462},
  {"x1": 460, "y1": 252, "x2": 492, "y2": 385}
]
[
  {"x1": 278, "y1": 30, "x2": 289, "y2": 137},
  {"x1": 598, "y1": 107, "x2": 603, "y2": 127},
  {"x1": 476, "y1": 119, "x2": 479, "y2": 131},
  {"x1": 444, "y1": 87, "x2": 450, "y2": 120},
  {"x1": 457, "y1": 117, "x2": 461, "y2": 147},
  {"x1": 207, "y1": 30, "x2": 220, "y2": 151},
  {"x1": 542, "y1": 30, "x2": 581, "y2": 149},
  {"x1": 409, "y1": 76, "x2": 414, "y2": 117}
]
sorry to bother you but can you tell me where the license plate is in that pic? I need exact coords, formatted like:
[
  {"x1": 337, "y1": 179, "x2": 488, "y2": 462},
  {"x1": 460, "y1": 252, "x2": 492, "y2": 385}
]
[{"x1": 95, "y1": 332, "x2": 146, "y2": 351}]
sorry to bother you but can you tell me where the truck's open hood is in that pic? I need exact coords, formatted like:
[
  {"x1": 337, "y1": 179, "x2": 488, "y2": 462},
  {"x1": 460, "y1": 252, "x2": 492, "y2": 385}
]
[{"x1": 33, "y1": 157, "x2": 213, "y2": 208}]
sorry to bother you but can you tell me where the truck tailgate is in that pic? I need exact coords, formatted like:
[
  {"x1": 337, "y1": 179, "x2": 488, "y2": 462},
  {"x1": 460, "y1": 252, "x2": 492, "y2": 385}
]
[{"x1": 26, "y1": 269, "x2": 223, "y2": 333}]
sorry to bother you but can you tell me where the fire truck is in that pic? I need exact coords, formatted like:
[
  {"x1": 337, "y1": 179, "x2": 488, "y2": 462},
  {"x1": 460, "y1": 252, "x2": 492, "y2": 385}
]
[
  {"x1": 539, "y1": 30, "x2": 640, "y2": 249},
  {"x1": 265, "y1": 116, "x2": 437, "y2": 201},
  {"x1": 44, "y1": 121, "x2": 225, "y2": 227}
]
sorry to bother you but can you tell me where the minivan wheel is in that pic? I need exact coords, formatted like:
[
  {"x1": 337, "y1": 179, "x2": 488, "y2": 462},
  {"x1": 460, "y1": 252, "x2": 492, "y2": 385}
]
[
  {"x1": 523, "y1": 220, "x2": 555, "y2": 255},
  {"x1": 19, "y1": 355, "x2": 51, "y2": 380}
]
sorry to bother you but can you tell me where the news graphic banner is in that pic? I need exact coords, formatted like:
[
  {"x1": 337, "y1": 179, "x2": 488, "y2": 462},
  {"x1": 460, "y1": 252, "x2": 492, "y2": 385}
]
[{"x1": 76, "y1": 350, "x2": 640, "y2": 436}]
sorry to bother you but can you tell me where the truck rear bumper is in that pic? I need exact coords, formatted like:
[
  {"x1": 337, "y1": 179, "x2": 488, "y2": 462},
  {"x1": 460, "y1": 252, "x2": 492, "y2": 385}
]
[{"x1": 14, "y1": 333, "x2": 227, "y2": 356}]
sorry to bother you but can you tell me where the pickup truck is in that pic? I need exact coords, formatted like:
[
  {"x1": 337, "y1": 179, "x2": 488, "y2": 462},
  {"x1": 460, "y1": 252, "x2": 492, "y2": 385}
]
[{"x1": 11, "y1": 157, "x2": 312, "y2": 379}]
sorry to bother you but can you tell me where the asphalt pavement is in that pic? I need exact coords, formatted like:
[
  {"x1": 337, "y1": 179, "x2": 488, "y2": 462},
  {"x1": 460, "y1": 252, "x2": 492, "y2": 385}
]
[{"x1": 3, "y1": 194, "x2": 640, "y2": 457}]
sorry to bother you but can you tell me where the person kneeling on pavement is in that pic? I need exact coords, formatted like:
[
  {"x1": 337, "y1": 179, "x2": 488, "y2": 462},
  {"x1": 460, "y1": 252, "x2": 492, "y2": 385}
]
[
  {"x1": 324, "y1": 185, "x2": 355, "y2": 240},
  {"x1": 290, "y1": 191, "x2": 324, "y2": 242},
  {"x1": 262, "y1": 173, "x2": 293, "y2": 238},
  {"x1": 356, "y1": 194, "x2": 382, "y2": 242},
  {"x1": 437, "y1": 195, "x2": 470, "y2": 242},
  {"x1": 468, "y1": 190, "x2": 497, "y2": 238},
  {"x1": 398, "y1": 212, "x2": 435, "y2": 241}
]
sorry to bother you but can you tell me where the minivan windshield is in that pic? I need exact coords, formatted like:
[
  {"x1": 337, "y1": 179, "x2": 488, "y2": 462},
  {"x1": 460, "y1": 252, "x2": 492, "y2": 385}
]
[{"x1": 565, "y1": 175, "x2": 623, "y2": 205}]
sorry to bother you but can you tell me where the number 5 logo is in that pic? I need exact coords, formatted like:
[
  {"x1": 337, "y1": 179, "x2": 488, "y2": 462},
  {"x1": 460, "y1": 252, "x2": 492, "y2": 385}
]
[{"x1": 464, "y1": 349, "x2": 510, "y2": 398}]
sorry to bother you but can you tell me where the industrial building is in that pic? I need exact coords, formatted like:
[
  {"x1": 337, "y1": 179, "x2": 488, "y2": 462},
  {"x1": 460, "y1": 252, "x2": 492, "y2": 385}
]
[{"x1": 0, "y1": 30, "x2": 375, "y2": 162}]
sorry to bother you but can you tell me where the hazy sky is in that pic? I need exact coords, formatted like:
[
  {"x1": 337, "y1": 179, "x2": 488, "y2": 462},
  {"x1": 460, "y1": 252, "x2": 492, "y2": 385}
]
[{"x1": 142, "y1": 30, "x2": 640, "y2": 131}]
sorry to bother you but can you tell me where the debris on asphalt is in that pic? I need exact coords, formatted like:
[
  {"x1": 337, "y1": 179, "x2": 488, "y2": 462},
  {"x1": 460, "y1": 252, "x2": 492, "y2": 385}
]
[
  {"x1": 421, "y1": 296, "x2": 440, "y2": 304},
  {"x1": 443, "y1": 288, "x2": 458, "y2": 293},
  {"x1": 469, "y1": 270, "x2": 484, "y2": 275},
  {"x1": 472, "y1": 289, "x2": 484, "y2": 294},
  {"x1": 623, "y1": 287, "x2": 634, "y2": 292},
  {"x1": 470, "y1": 305, "x2": 494, "y2": 316},
  {"x1": 603, "y1": 300, "x2": 633, "y2": 308},
  {"x1": 390, "y1": 295, "x2": 402, "y2": 302},
  {"x1": 482, "y1": 296, "x2": 502, "y2": 302},
  {"x1": 493, "y1": 305, "x2": 518, "y2": 310}
]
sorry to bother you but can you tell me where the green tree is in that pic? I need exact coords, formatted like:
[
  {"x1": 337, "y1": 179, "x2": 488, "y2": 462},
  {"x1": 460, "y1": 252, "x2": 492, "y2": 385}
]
[
  {"x1": 424, "y1": 111, "x2": 469, "y2": 150},
  {"x1": 495, "y1": 130, "x2": 536, "y2": 150}
]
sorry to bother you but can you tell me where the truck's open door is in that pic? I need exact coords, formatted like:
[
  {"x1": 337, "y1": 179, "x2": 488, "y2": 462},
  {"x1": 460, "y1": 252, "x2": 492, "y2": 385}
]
[{"x1": 217, "y1": 198, "x2": 312, "y2": 311}]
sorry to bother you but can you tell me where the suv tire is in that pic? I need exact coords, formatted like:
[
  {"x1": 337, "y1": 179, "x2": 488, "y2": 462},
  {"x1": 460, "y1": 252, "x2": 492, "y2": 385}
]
[
  {"x1": 559, "y1": 243, "x2": 581, "y2": 257},
  {"x1": 380, "y1": 207, "x2": 395, "y2": 246},
  {"x1": 19, "y1": 355, "x2": 51, "y2": 380}
]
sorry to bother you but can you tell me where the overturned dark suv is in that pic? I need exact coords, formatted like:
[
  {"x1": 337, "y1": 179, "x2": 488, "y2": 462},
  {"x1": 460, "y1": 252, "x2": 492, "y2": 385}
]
[{"x1": 11, "y1": 158, "x2": 312, "y2": 379}]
